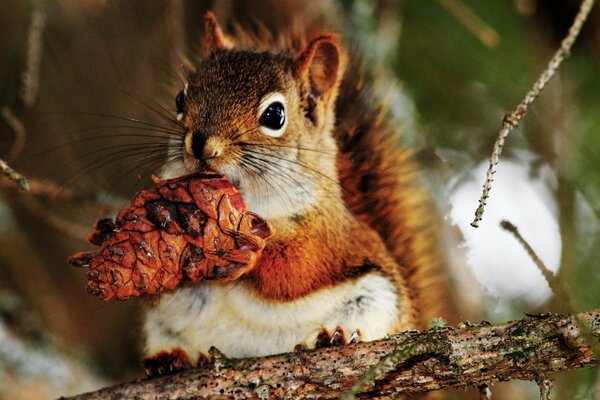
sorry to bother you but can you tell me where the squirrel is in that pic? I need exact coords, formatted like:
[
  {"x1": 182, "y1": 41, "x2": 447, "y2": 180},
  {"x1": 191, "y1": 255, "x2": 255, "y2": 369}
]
[{"x1": 142, "y1": 12, "x2": 451, "y2": 376}]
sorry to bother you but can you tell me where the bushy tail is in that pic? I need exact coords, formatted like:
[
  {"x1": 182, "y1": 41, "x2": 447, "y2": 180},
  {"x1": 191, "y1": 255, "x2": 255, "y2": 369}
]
[{"x1": 334, "y1": 58, "x2": 456, "y2": 329}]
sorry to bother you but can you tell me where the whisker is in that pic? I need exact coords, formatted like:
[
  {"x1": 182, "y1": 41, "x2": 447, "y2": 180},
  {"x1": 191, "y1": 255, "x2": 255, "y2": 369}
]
[
  {"x1": 227, "y1": 113, "x2": 265, "y2": 142},
  {"x1": 242, "y1": 150, "x2": 354, "y2": 208},
  {"x1": 29, "y1": 130, "x2": 182, "y2": 160},
  {"x1": 243, "y1": 148, "x2": 350, "y2": 196},
  {"x1": 64, "y1": 150, "x2": 179, "y2": 194},
  {"x1": 99, "y1": 152, "x2": 182, "y2": 201},
  {"x1": 29, "y1": 111, "x2": 184, "y2": 133},
  {"x1": 53, "y1": 144, "x2": 178, "y2": 187},
  {"x1": 101, "y1": 79, "x2": 185, "y2": 130},
  {"x1": 52, "y1": 141, "x2": 177, "y2": 173},
  {"x1": 239, "y1": 141, "x2": 338, "y2": 157},
  {"x1": 88, "y1": 155, "x2": 183, "y2": 217},
  {"x1": 241, "y1": 151, "x2": 331, "y2": 213},
  {"x1": 239, "y1": 153, "x2": 298, "y2": 212}
]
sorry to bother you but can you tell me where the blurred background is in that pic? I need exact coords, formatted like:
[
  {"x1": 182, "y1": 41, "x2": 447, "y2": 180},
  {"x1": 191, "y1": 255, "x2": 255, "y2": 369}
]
[{"x1": 1, "y1": 1, "x2": 599, "y2": 399}]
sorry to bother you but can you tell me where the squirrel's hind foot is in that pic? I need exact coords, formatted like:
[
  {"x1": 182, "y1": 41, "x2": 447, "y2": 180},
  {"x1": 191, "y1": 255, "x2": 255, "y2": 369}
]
[
  {"x1": 142, "y1": 348, "x2": 195, "y2": 377},
  {"x1": 295, "y1": 326, "x2": 362, "y2": 351}
]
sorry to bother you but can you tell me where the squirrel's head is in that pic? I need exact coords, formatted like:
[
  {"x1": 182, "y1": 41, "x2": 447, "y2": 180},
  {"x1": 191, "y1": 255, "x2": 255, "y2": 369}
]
[{"x1": 171, "y1": 12, "x2": 347, "y2": 221}]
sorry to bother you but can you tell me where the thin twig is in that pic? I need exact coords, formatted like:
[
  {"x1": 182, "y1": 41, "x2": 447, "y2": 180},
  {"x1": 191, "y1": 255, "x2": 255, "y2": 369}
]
[
  {"x1": 478, "y1": 384, "x2": 492, "y2": 400},
  {"x1": 0, "y1": 159, "x2": 29, "y2": 191},
  {"x1": 536, "y1": 374, "x2": 553, "y2": 400},
  {"x1": 500, "y1": 220, "x2": 570, "y2": 306},
  {"x1": 471, "y1": 0, "x2": 595, "y2": 228},
  {"x1": 0, "y1": 175, "x2": 124, "y2": 212},
  {"x1": 438, "y1": 0, "x2": 500, "y2": 48},
  {"x1": 1, "y1": 107, "x2": 27, "y2": 160},
  {"x1": 20, "y1": 6, "x2": 46, "y2": 108},
  {"x1": 499, "y1": 222, "x2": 562, "y2": 283},
  {"x1": 0, "y1": 177, "x2": 77, "y2": 200}
]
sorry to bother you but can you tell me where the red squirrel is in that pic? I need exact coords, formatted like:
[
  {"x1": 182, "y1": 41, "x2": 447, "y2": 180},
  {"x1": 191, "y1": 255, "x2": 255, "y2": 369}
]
[{"x1": 142, "y1": 12, "x2": 450, "y2": 376}]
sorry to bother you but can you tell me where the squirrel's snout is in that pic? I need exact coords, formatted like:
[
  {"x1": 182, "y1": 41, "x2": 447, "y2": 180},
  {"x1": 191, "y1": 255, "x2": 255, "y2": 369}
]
[{"x1": 186, "y1": 134, "x2": 223, "y2": 161}]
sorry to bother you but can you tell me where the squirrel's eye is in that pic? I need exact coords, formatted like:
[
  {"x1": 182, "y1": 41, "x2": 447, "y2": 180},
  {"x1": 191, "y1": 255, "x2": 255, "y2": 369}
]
[
  {"x1": 175, "y1": 90, "x2": 185, "y2": 118},
  {"x1": 259, "y1": 102, "x2": 285, "y2": 130},
  {"x1": 258, "y1": 93, "x2": 287, "y2": 138}
]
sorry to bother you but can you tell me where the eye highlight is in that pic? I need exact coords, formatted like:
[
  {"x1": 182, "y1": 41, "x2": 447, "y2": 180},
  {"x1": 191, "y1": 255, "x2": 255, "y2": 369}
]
[{"x1": 258, "y1": 93, "x2": 287, "y2": 138}]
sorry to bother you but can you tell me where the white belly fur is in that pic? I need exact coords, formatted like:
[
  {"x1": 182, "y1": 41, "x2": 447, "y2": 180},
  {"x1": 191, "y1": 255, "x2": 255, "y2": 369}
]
[{"x1": 144, "y1": 273, "x2": 399, "y2": 359}]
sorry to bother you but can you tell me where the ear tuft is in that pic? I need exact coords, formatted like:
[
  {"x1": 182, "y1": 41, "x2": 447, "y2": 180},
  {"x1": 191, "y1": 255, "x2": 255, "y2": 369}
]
[
  {"x1": 295, "y1": 34, "x2": 346, "y2": 97},
  {"x1": 203, "y1": 12, "x2": 233, "y2": 56}
]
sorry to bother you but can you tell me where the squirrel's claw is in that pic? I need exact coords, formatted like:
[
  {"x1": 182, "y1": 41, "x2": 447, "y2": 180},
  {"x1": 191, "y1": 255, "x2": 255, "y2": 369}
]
[
  {"x1": 142, "y1": 348, "x2": 193, "y2": 378},
  {"x1": 348, "y1": 330, "x2": 362, "y2": 344},
  {"x1": 202, "y1": 229, "x2": 265, "y2": 281},
  {"x1": 221, "y1": 228, "x2": 265, "y2": 251},
  {"x1": 204, "y1": 247, "x2": 259, "y2": 281},
  {"x1": 313, "y1": 326, "x2": 362, "y2": 349}
]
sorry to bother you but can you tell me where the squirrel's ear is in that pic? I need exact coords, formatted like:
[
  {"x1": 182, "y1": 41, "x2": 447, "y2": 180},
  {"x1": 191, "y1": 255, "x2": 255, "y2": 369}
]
[
  {"x1": 203, "y1": 12, "x2": 233, "y2": 56},
  {"x1": 295, "y1": 34, "x2": 346, "y2": 97}
]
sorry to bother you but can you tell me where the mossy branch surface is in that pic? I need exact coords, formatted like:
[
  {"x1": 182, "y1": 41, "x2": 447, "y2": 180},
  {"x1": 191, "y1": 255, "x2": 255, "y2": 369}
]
[{"x1": 65, "y1": 309, "x2": 600, "y2": 399}]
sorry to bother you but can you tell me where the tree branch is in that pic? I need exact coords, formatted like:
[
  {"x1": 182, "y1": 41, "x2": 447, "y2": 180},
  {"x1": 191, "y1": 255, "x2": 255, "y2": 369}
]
[
  {"x1": 64, "y1": 309, "x2": 600, "y2": 399},
  {"x1": 0, "y1": 159, "x2": 29, "y2": 191}
]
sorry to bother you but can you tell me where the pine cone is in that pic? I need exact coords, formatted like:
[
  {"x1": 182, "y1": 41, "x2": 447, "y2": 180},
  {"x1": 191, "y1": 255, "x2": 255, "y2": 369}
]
[{"x1": 69, "y1": 172, "x2": 273, "y2": 301}]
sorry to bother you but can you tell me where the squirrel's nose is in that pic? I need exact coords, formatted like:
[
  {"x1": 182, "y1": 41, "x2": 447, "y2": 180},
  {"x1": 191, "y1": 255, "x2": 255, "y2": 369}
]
[
  {"x1": 191, "y1": 134, "x2": 207, "y2": 159},
  {"x1": 189, "y1": 134, "x2": 222, "y2": 160}
]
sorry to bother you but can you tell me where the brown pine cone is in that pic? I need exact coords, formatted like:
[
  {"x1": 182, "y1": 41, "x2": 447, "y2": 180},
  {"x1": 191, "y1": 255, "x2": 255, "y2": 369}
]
[{"x1": 68, "y1": 172, "x2": 273, "y2": 301}]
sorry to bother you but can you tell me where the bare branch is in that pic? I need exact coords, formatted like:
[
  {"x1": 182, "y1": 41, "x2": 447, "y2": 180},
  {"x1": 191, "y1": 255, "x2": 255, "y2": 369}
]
[
  {"x1": 471, "y1": 0, "x2": 595, "y2": 228},
  {"x1": 536, "y1": 374, "x2": 553, "y2": 400},
  {"x1": 0, "y1": 175, "x2": 124, "y2": 212},
  {"x1": 500, "y1": 220, "x2": 564, "y2": 298},
  {"x1": 1, "y1": 107, "x2": 26, "y2": 160},
  {"x1": 65, "y1": 309, "x2": 600, "y2": 399},
  {"x1": 478, "y1": 384, "x2": 492, "y2": 400},
  {"x1": 1, "y1": 174, "x2": 126, "y2": 241},
  {"x1": 20, "y1": 6, "x2": 46, "y2": 108},
  {"x1": 0, "y1": 159, "x2": 29, "y2": 191}
]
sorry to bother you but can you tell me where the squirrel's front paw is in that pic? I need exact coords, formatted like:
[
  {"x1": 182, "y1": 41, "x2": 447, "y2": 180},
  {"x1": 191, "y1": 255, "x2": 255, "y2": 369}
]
[
  {"x1": 315, "y1": 326, "x2": 362, "y2": 348},
  {"x1": 142, "y1": 348, "x2": 193, "y2": 377},
  {"x1": 200, "y1": 228, "x2": 266, "y2": 282},
  {"x1": 295, "y1": 326, "x2": 362, "y2": 351},
  {"x1": 142, "y1": 349, "x2": 213, "y2": 377}
]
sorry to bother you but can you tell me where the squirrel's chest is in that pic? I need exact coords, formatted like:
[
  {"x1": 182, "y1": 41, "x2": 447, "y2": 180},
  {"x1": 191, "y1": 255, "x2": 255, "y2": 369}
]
[{"x1": 143, "y1": 273, "x2": 399, "y2": 358}]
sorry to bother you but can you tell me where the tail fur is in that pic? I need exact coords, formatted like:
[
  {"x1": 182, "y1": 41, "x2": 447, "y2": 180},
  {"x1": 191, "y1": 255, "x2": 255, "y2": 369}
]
[{"x1": 334, "y1": 57, "x2": 456, "y2": 329}]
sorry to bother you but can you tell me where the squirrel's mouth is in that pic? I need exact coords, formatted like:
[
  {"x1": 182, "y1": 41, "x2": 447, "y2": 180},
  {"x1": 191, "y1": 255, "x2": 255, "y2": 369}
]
[
  {"x1": 182, "y1": 154, "x2": 242, "y2": 190},
  {"x1": 183, "y1": 153, "x2": 216, "y2": 175}
]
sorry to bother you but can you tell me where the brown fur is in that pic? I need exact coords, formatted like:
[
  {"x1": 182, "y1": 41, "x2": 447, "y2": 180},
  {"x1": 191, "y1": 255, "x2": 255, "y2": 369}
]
[
  {"x1": 335, "y1": 72, "x2": 453, "y2": 328},
  {"x1": 188, "y1": 14, "x2": 452, "y2": 331}
]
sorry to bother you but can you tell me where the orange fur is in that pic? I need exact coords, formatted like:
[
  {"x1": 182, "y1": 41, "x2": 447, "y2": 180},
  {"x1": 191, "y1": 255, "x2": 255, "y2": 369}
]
[
  {"x1": 247, "y1": 208, "x2": 391, "y2": 300},
  {"x1": 192, "y1": 13, "x2": 454, "y2": 329},
  {"x1": 334, "y1": 64, "x2": 457, "y2": 328}
]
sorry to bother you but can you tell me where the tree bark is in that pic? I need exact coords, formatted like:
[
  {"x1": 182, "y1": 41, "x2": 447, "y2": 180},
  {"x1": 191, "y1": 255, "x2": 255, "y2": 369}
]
[{"x1": 63, "y1": 309, "x2": 600, "y2": 399}]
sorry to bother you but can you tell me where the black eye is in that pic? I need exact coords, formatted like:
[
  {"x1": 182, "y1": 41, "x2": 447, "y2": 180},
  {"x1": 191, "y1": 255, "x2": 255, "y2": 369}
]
[
  {"x1": 259, "y1": 102, "x2": 285, "y2": 130},
  {"x1": 175, "y1": 90, "x2": 185, "y2": 114}
]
